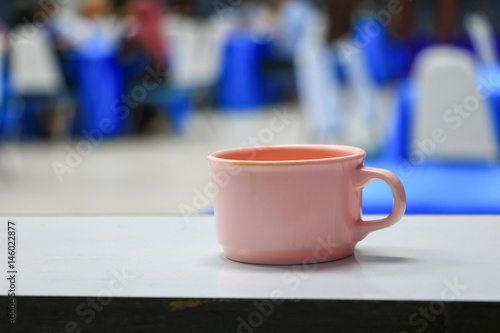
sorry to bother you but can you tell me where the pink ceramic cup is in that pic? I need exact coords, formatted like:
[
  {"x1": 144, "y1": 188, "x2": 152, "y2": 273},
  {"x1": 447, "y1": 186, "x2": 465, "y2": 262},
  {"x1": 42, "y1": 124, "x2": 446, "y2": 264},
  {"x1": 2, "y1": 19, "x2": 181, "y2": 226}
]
[{"x1": 207, "y1": 145, "x2": 406, "y2": 265}]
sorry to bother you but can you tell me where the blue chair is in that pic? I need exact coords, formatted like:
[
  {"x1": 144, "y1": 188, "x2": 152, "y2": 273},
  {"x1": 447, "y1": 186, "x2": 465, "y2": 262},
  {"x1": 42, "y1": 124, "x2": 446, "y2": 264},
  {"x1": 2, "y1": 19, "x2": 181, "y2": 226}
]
[
  {"x1": 478, "y1": 65, "x2": 500, "y2": 150},
  {"x1": 373, "y1": 48, "x2": 500, "y2": 214},
  {"x1": 352, "y1": 17, "x2": 411, "y2": 86},
  {"x1": 362, "y1": 159, "x2": 500, "y2": 214},
  {"x1": 146, "y1": 85, "x2": 192, "y2": 136},
  {"x1": 217, "y1": 31, "x2": 267, "y2": 110},
  {"x1": 65, "y1": 29, "x2": 125, "y2": 139},
  {"x1": 383, "y1": 79, "x2": 414, "y2": 161},
  {"x1": 0, "y1": 51, "x2": 11, "y2": 138},
  {"x1": 353, "y1": 18, "x2": 391, "y2": 85},
  {"x1": 70, "y1": 52, "x2": 124, "y2": 138}
]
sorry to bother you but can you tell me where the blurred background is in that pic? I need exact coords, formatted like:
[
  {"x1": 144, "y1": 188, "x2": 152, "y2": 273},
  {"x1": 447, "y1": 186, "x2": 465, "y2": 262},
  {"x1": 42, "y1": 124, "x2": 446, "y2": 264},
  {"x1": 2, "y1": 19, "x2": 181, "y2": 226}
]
[{"x1": 0, "y1": 0, "x2": 499, "y2": 215}]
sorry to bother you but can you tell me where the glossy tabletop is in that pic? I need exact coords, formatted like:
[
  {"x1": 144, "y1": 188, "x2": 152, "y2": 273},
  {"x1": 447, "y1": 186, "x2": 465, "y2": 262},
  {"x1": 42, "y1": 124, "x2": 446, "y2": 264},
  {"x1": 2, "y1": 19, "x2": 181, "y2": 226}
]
[{"x1": 0, "y1": 215, "x2": 499, "y2": 301}]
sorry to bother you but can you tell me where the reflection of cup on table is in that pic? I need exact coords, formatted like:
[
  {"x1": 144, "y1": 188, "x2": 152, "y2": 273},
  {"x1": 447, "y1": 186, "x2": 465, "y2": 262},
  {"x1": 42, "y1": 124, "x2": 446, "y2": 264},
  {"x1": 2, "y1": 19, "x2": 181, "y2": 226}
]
[{"x1": 208, "y1": 145, "x2": 406, "y2": 265}]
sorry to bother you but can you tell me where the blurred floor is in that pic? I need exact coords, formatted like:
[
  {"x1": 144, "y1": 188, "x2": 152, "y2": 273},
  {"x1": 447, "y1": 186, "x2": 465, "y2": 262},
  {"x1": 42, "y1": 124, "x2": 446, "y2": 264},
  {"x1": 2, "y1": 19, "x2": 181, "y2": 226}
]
[
  {"x1": 0, "y1": 102, "x2": 391, "y2": 215},
  {"x1": 0, "y1": 106, "x2": 303, "y2": 214}
]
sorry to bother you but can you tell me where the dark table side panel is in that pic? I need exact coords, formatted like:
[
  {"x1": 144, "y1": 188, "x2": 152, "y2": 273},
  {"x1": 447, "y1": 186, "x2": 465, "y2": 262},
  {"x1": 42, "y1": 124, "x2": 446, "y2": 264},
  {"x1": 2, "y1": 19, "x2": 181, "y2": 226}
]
[{"x1": 0, "y1": 297, "x2": 499, "y2": 333}]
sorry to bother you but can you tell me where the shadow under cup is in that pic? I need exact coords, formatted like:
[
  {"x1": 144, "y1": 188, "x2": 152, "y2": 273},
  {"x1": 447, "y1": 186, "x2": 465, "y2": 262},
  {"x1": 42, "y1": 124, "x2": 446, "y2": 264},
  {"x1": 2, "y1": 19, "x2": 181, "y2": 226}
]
[{"x1": 207, "y1": 145, "x2": 406, "y2": 265}]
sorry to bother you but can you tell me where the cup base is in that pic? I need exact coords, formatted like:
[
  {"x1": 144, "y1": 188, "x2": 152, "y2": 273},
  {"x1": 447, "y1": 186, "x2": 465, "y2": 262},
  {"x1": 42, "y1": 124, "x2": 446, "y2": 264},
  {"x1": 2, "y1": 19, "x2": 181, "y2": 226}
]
[{"x1": 223, "y1": 244, "x2": 356, "y2": 265}]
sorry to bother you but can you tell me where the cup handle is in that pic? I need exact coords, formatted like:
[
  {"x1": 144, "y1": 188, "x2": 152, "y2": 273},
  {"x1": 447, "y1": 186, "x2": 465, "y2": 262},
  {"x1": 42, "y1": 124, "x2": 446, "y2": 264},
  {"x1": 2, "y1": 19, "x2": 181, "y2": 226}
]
[{"x1": 354, "y1": 166, "x2": 407, "y2": 241}]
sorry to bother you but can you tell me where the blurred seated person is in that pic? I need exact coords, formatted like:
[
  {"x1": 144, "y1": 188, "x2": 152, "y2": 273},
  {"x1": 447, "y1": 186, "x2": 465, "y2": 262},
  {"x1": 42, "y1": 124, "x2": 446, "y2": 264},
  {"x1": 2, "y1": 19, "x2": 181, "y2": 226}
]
[
  {"x1": 122, "y1": 0, "x2": 168, "y2": 72},
  {"x1": 50, "y1": 0, "x2": 126, "y2": 137},
  {"x1": 244, "y1": 0, "x2": 315, "y2": 102},
  {"x1": 263, "y1": 0, "x2": 312, "y2": 60},
  {"x1": 120, "y1": 0, "x2": 169, "y2": 133}
]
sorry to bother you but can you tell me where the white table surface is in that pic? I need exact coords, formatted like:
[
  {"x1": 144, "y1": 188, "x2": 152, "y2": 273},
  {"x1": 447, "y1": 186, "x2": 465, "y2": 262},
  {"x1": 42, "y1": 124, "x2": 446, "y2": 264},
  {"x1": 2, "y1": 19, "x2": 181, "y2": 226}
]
[{"x1": 0, "y1": 215, "x2": 499, "y2": 301}]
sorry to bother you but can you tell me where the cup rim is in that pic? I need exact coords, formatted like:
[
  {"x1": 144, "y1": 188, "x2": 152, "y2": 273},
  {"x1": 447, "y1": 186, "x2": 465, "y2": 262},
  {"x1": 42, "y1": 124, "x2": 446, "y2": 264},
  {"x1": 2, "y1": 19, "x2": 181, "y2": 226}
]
[{"x1": 207, "y1": 144, "x2": 366, "y2": 166}]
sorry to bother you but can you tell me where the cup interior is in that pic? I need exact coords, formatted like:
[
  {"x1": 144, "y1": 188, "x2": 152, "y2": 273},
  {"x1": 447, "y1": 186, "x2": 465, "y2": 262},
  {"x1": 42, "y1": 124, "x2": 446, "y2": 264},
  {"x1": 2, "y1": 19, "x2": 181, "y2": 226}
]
[{"x1": 210, "y1": 145, "x2": 365, "y2": 163}]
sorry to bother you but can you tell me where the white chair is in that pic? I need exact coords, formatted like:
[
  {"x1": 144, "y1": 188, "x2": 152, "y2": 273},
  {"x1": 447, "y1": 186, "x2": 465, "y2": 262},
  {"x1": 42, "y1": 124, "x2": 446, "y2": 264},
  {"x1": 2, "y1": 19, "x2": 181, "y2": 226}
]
[
  {"x1": 411, "y1": 46, "x2": 498, "y2": 161},
  {"x1": 293, "y1": 10, "x2": 345, "y2": 143},
  {"x1": 10, "y1": 25, "x2": 64, "y2": 95},
  {"x1": 465, "y1": 12, "x2": 497, "y2": 65},
  {"x1": 165, "y1": 13, "x2": 235, "y2": 90}
]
